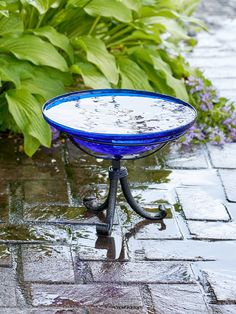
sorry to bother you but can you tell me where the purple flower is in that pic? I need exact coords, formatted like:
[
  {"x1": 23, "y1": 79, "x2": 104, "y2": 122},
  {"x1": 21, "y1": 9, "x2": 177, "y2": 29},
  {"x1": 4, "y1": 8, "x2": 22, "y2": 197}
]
[
  {"x1": 51, "y1": 126, "x2": 60, "y2": 141},
  {"x1": 200, "y1": 103, "x2": 208, "y2": 111},
  {"x1": 208, "y1": 127, "x2": 226, "y2": 145}
]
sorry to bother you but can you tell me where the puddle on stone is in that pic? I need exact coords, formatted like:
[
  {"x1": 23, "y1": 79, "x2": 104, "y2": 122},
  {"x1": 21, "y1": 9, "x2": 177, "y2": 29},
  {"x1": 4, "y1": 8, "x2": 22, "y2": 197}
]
[
  {"x1": 0, "y1": 224, "x2": 72, "y2": 243},
  {"x1": 24, "y1": 205, "x2": 89, "y2": 223}
]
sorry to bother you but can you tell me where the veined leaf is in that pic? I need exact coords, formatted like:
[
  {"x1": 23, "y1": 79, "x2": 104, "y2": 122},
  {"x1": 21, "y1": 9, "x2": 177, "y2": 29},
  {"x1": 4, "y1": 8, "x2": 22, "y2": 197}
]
[
  {"x1": 75, "y1": 36, "x2": 118, "y2": 84},
  {"x1": 140, "y1": 16, "x2": 189, "y2": 40},
  {"x1": 0, "y1": 35, "x2": 68, "y2": 71},
  {"x1": 122, "y1": 0, "x2": 141, "y2": 12},
  {"x1": 163, "y1": 71, "x2": 189, "y2": 101},
  {"x1": 23, "y1": 133, "x2": 41, "y2": 157},
  {"x1": 0, "y1": 54, "x2": 34, "y2": 80},
  {"x1": 33, "y1": 26, "x2": 74, "y2": 62},
  {"x1": 0, "y1": 58, "x2": 20, "y2": 88},
  {"x1": 21, "y1": 70, "x2": 65, "y2": 100},
  {"x1": 68, "y1": 0, "x2": 132, "y2": 22},
  {"x1": 20, "y1": 0, "x2": 59, "y2": 14},
  {"x1": 118, "y1": 57, "x2": 152, "y2": 91},
  {"x1": 6, "y1": 88, "x2": 51, "y2": 156},
  {"x1": 0, "y1": 15, "x2": 23, "y2": 35},
  {"x1": 71, "y1": 62, "x2": 110, "y2": 89}
]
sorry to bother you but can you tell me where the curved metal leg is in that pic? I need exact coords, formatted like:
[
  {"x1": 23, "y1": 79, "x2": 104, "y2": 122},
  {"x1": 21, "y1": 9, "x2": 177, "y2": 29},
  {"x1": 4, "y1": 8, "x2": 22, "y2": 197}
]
[
  {"x1": 83, "y1": 195, "x2": 109, "y2": 212},
  {"x1": 96, "y1": 176, "x2": 118, "y2": 236},
  {"x1": 120, "y1": 176, "x2": 167, "y2": 220}
]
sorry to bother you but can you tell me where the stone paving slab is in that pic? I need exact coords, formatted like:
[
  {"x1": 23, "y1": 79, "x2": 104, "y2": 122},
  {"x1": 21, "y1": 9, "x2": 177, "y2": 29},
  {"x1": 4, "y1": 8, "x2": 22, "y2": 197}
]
[
  {"x1": 128, "y1": 218, "x2": 183, "y2": 240},
  {"x1": 187, "y1": 56, "x2": 236, "y2": 69},
  {"x1": 150, "y1": 284, "x2": 209, "y2": 314},
  {"x1": 0, "y1": 268, "x2": 17, "y2": 307},
  {"x1": 176, "y1": 186, "x2": 229, "y2": 221},
  {"x1": 30, "y1": 283, "x2": 143, "y2": 308},
  {"x1": 139, "y1": 240, "x2": 236, "y2": 262},
  {"x1": 89, "y1": 308, "x2": 146, "y2": 314},
  {"x1": 0, "y1": 309, "x2": 88, "y2": 314},
  {"x1": 164, "y1": 144, "x2": 209, "y2": 169},
  {"x1": 202, "y1": 268, "x2": 236, "y2": 302},
  {"x1": 219, "y1": 170, "x2": 236, "y2": 202},
  {"x1": 187, "y1": 221, "x2": 236, "y2": 240},
  {"x1": 87, "y1": 261, "x2": 194, "y2": 284},
  {"x1": 22, "y1": 245, "x2": 74, "y2": 283},
  {"x1": 207, "y1": 144, "x2": 236, "y2": 169},
  {"x1": 211, "y1": 305, "x2": 236, "y2": 314},
  {"x1": 23, "y1": 180, "x2": 69, "y2": 207}
]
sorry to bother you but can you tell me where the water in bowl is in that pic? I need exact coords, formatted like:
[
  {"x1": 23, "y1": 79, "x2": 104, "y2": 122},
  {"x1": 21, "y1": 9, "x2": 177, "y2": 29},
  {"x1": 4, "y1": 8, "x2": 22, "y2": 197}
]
[{"x1": 44, "y1": 95, "x2": 196, "y2": 135}]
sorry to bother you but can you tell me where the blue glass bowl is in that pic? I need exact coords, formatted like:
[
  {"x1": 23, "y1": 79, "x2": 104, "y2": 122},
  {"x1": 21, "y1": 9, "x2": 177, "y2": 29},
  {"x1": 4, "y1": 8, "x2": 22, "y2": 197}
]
[{"x1": 43, "y1": 89, "x2": 197, "y2": 159}]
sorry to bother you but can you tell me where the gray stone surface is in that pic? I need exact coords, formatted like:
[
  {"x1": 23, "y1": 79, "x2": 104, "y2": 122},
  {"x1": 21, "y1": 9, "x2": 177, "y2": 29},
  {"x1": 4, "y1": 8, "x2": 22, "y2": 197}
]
[
  {"x1": 0, "y1": 268, "x2": 17, "y2": 307},
  {"x1": 30, "y1": 283, "x2": 143, "y2": 308},
  {"x1": 22, "y1": 245, "x2": 74, "y2": 282},
  {"x1": 203, "y1": 268, "x2": 236, "y2": 302},
  {"x1": 219, "y1": 170, "x2": 236, "y2": 202},
  {"x1": 129, "y1": 218, "x2": 183, "y2": 240},
  {"x1": 188, "y1": 221, "x2": 236, "y2": 240},
  {"x1": 164, "y1": 144, "x2": 209, "y2": 169},
  {"x1": 150, "y1": 284, "x2": 208, "y2": 314},
  {"x1": 211, "y1": 305, "x2": 236, "y2": 314},
  {"x1": 207, "y1": 144, "x2": 236, "y2": 169},
  {"x1": 141, "y1": 240, "x2": 236, "y2": 262},
  {"x1": 88, "y1": 261, "x2": 194, "y2": 283},
  {"x1": 23, "y1": 180, "x2": 69, "y2": 207},
  {"x1": 176, "y1": 186, "x2": 229, "y2": 221}
]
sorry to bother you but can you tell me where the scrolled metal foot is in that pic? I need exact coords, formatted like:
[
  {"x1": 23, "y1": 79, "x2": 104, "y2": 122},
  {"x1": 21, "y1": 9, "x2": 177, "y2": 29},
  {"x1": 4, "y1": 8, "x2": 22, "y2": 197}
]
[{"x1": 120, "y1": 176, "x2": 167, "y2": 220}]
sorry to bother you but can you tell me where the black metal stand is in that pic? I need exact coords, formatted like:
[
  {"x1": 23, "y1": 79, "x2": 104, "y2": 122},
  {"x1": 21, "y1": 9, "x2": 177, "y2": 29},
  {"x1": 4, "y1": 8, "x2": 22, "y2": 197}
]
[{"x1": 83, "y1": 159, "x2": 167, "y2": 236}]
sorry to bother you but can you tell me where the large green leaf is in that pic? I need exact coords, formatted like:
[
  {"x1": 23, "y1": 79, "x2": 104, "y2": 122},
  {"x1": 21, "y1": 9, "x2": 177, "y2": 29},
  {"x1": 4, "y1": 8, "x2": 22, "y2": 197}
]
[
  {"x1": 33, "y1": 26, "x2": 74, "y2": 62},
  {"x1": 74, "y1": 36, "x2": 118, "y2": 84},
  {"x1": 68, "y1": 0, "x2": 133, "y2": 22},
  {"x1": 6, "y1": 88, "x2": 51, "y2": 156},
  {"x1": 0, "y1": 15, "x2": 23, "y2": 35},
  {"x1": 20, "y1": 0, "x2": 59, "y2": 14},
  {"x1": 140, "y1": 16, "x2": 190, "y2": 40},
  {"x1": 0, "y1": 58, "x2": 21, "y2": 88},
  {"x1": 133, "y1": 48, "x2": 188, "y2": 100},
  {"x1": 150, "y1": 52, "x2": 189, "y2": 101},
  {"x1": 21, "y1": 70, "x2": 65, "y2": 100},
  {"x1": 123, "y1": 0, "x2": 141, "y2": 12},
  {"x1": 118, "y1": 57, "x2": 152, "y2": 90},
  {"x1": 0, "y1": 35, "x2": 68, "y2": 71},
  {"x1": 71, "y1": 62, "x2": 110, "y2": 89},
  {"x1": 0, "y1": 54, "x2": 35, "y2": 88}
]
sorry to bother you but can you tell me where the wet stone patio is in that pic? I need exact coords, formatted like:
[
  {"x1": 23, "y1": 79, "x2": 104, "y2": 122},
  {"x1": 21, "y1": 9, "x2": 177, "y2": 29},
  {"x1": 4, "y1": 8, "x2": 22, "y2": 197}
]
[
  {"x1": 1, "y1": 137, "x2": 236, "y2": 314},
  {"x1": 1, "y1": 0, "x2": 236, "y2": 313}
]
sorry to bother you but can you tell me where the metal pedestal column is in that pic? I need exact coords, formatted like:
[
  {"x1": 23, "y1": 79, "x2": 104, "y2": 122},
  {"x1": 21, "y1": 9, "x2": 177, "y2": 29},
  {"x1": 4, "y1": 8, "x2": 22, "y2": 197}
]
[{"x1": 83, "y1": 159, "x2": 167, "y2": 236}]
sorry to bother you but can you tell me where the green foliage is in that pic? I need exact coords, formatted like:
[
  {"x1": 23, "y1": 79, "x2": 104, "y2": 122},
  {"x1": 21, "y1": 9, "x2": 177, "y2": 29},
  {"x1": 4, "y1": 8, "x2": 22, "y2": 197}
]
[{"x1": 0, "y1": 0, "x2": 204, "y2": 155}]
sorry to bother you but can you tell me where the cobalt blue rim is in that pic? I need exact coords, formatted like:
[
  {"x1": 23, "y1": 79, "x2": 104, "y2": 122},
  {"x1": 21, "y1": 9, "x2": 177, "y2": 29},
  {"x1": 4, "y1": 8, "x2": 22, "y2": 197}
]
[{"x1": 42, "y1": 89, "x2": 197, "y2": 142}]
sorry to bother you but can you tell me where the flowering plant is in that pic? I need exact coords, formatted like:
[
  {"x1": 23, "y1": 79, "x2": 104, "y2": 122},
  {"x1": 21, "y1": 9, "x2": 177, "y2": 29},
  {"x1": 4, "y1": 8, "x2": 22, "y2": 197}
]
[{"x1": 182, "y1": 70, "x2": 236, "y2": 145}]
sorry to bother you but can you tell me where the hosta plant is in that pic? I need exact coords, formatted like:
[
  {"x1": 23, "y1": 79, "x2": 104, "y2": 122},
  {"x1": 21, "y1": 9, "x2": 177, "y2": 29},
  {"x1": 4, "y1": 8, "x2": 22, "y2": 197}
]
[{"x1": 0, "y1": 0, "x2": 226, "y2": 156}]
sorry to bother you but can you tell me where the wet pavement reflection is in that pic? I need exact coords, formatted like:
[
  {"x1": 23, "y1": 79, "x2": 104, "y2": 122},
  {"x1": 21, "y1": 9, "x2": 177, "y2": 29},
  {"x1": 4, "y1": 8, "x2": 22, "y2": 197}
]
[{"x1": 1, "y1": 130, "x2": 236, "y2": 312}]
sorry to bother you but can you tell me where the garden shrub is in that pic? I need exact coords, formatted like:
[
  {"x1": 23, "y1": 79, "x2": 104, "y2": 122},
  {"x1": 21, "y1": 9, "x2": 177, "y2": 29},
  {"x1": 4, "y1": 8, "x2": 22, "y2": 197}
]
[{"x1": 0, "y1": 0, "x2": 235, "y2": 155}]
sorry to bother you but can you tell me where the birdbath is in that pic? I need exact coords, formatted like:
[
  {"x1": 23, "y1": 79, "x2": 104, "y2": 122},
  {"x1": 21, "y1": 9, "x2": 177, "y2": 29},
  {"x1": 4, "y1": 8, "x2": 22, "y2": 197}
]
[{"x1": 43, "y1": 89, "x2": 196, "y2": 236}]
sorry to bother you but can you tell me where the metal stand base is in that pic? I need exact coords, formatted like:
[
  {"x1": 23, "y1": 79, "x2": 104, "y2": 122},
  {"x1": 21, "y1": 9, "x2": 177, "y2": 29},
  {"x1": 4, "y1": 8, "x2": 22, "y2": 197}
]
[{"x1": 83, "y1": 160, "x2": 167, "y2": 236}]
